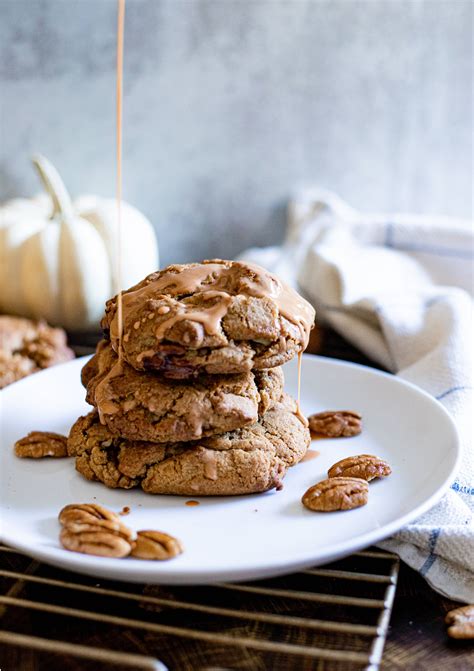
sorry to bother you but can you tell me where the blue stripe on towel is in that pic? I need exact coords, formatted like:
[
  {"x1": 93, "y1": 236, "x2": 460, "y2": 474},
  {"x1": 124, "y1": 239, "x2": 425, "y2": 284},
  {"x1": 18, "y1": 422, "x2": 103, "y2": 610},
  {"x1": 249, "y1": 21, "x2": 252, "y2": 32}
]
[
  {"x1": 451, "y1": 481, "x2": 474, "y2": 496},
  {"x1": 436, "y1": 385, "x2": 472, "y2": 401},
  {"x1": 420, "y1": 528, "x2": 441, "y2": 576}
]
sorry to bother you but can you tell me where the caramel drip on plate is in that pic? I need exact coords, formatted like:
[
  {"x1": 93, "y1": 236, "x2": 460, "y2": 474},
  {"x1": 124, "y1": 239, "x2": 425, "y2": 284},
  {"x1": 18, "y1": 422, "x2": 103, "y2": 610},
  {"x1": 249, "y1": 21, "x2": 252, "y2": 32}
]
[
  {"x1": 185, "y1": 500, "x2": 200, "y2": 507},
  {"x1": 301, "y1": 449, "x2": 320, "y2": 462},
  {"x1": 115, "y1": 0, "x2": 125, "y2": 361}
]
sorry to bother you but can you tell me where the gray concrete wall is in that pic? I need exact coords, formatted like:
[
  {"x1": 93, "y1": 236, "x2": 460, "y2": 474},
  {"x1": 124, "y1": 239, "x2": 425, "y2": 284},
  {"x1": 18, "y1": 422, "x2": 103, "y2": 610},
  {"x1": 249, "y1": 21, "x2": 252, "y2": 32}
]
[{"x1": 1, "y1": 0, "x2": 472, "y2": 265}]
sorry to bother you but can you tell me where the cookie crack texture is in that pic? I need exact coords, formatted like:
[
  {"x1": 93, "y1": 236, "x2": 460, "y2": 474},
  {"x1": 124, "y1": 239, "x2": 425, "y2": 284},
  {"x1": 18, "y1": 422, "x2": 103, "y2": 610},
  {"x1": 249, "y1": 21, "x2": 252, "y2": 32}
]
[
  {"x1": 83, "y1": 341, "x2": 283, "y2": 443},
  {"x1": 69, "y1": 393, "x2": 309, "y2": 497}
]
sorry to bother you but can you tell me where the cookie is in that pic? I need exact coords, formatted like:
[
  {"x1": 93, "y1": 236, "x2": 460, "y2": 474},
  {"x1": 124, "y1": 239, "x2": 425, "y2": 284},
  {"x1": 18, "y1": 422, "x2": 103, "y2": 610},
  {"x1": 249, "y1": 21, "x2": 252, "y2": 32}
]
[
  {"x1": 68, "y1": 394, "x2": 310, "y2": 496},
  {"x1": 101, "y1": 260, "x2": 315, "y2": 378},
  {"x1": 82, "y1": 340, "x2": 284, "y2": 443},
  {"x1": 0, "y1": 316, "x2": 74, "y2": 389}
]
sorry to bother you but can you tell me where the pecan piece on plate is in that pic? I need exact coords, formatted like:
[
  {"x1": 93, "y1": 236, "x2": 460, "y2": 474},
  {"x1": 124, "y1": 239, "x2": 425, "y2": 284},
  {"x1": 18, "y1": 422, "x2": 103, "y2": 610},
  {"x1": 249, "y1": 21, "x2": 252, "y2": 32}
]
[
  {"x1": 328, "y1": 454, "x2": 391, "y2": 481},
  {"x1": 308, "y1": 411, "x2": 362, "y2": 438},
  {"x1": 58, "y1": 503, "x2": 136, "y2": 543},
  {"x1": 131, "y1": 530, "x2": 184, "y2": 560},
  {"x1": 59, "y1": 527, "x2": 132, "y2": 558},
  {"x1": 302, "y1": 477, "x2": 369, "y2": 512},
  {"x1": 14, "y1": 431, "x2": 68, "y2": 458},
  {"x1": 445, "y1": 605, "x2": 474, "y2": 639}
]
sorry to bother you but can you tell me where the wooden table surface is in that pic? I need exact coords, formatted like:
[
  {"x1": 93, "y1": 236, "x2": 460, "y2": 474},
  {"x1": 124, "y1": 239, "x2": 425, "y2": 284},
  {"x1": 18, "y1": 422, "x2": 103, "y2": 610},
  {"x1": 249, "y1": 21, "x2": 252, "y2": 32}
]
[{"x1": 1, "y1": 327, "x2": 472, "y2": 670}]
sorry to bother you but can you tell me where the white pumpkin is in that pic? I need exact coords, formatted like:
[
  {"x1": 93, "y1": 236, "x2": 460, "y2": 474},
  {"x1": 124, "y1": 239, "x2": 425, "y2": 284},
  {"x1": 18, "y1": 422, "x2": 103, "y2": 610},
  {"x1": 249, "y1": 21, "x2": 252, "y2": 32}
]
[{"x1": 0, "y1": 155, "x2": 159, "y2": 330}]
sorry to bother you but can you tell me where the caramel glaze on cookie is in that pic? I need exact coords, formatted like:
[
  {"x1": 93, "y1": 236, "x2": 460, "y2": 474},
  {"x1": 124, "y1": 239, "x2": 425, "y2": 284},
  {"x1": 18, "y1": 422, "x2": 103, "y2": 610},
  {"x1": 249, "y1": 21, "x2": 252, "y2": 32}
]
[
  {"x1": 68, "y1": 394, "x2": 310, "y2": 497},
  {"x1": 81, "y1": 340, "x2": 284, "y2": 443},
  {"x1": 100, "y1": 260, "x2": 315, "y2": 378}
]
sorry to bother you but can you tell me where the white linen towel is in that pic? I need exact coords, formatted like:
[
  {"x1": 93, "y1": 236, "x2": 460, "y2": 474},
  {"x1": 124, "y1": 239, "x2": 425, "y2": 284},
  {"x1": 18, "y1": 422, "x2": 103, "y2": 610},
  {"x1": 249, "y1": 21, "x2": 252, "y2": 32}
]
[{"x1": 239, "y1": 188, "x2": 473, "y2": 602}]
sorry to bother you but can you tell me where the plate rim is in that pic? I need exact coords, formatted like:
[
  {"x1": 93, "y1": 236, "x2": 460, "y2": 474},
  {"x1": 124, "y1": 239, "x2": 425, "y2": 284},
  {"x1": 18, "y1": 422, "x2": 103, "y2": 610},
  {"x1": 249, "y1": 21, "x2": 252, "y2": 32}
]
[{"x1": 0, "y1": 354, "x2": 461, "y2": 584}]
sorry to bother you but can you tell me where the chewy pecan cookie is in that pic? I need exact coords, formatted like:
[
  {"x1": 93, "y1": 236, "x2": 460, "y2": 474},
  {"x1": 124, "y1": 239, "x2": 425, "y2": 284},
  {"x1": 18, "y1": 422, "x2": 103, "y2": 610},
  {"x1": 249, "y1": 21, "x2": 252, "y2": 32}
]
[
  {"x1": 0, "y1": 316, "x2": 74, "y2": 389},
  {"x1": 68, "y1": 394, "x2": 310, "y2": 496},
  {"x1": 82, "y1": 340, "x2": 284, "y2": 443},
  {"x1": 101, "y1": 260, "x2": 315, "y2": 378}
]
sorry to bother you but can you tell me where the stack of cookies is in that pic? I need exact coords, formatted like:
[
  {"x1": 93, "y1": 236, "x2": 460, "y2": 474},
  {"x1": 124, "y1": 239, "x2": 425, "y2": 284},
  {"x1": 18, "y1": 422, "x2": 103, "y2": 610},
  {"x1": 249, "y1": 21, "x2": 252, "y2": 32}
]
[{"x1": 68, "y1": 259, "x2": 315, "y2": 496}]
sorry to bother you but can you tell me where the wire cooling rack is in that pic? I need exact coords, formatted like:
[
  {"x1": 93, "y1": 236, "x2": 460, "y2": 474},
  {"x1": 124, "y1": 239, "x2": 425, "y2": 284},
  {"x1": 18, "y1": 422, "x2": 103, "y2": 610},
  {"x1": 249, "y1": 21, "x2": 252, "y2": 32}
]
[{"x1": 0, "y1": 544, "x2": 399, "y2": 670}]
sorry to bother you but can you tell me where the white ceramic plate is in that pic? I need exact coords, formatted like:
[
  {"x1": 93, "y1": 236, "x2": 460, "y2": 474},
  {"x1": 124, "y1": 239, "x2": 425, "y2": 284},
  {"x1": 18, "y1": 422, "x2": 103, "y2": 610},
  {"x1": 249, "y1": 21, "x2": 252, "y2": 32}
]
[{"x1": 0, "y1": 354, "x2": 459, "y2": 584}]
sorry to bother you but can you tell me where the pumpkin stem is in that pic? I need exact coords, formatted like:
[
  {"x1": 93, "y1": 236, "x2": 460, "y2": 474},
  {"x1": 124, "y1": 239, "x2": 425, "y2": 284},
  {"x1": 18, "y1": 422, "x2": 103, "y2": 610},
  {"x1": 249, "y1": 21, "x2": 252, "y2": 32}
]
[{"x1": 31, "y1": 154, "x2": 74, "y2": 221}]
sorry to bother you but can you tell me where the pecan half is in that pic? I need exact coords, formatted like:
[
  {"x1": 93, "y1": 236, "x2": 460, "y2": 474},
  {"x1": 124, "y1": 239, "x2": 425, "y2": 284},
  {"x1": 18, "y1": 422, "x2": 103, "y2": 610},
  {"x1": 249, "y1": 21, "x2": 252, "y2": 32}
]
[
  {"x1": 57, "y1": 503, "x2": 184, "y2": 561},
  {"x1": 445, "y1": 605, "x2": 474, "y2": 639},
  {"x1": 308, "y1": 411, "x2": 362, "y2": 438},
  {"x1": 60, "y1": 527, "x2": 132, "y2": 558},
  {"x1": 14, "y1": 431, "x2": 68, "y2": 458},
  {"x1": 131, "y1": 530, "x2": 184, "y2": 560},
  {"x1": 328, "y1": 454, "x2": 391, "y2": 481},
  {"x1": 58, "y1": 503, "x2": 136, "y2": 543},
  {"x1": 302, "y1": 477, "x2": 369, "y2": 512}
]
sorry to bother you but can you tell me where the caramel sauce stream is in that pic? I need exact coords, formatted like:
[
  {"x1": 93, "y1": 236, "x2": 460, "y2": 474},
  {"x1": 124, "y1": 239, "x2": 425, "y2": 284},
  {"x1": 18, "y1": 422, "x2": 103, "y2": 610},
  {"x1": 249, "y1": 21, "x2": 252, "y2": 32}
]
[
  {"x1": 116, "y1": 0, "x2": 125, "y2": 361},
  {"x1": 297, "y1": 350, "x2": 302, "y2": 410},
  {"x1": 96, "y1": 0, "x2": 125, "y2": 425},
  {"x1": 293, "y1": 350, "x2": 308, "y2": 426}
]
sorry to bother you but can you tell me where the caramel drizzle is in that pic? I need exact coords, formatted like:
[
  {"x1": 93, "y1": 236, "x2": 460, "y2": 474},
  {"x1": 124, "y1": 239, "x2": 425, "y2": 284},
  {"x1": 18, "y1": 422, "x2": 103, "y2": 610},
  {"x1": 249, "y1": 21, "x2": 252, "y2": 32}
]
[
  {"x1": 155, "y1": 291, "x2": 232, "y2": 339},
  {"x1": 110, "y1": 261, "x2": 315, "y2": 349},
  {"x1": 297, "y1": 350, "x2": 302, "y2": 411},
  {"x1": 242, "y1": 262, "x2": 314, "y2": 347},
  {"x1": 115, "y1": 0, "x2": 125, "y2": 361},
  {"x1": 95, "y1": 359, "x2": 125, "y2": 424},
  {"x1": 292, "y1": 352, "x2": 308, "y2": 426}
]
